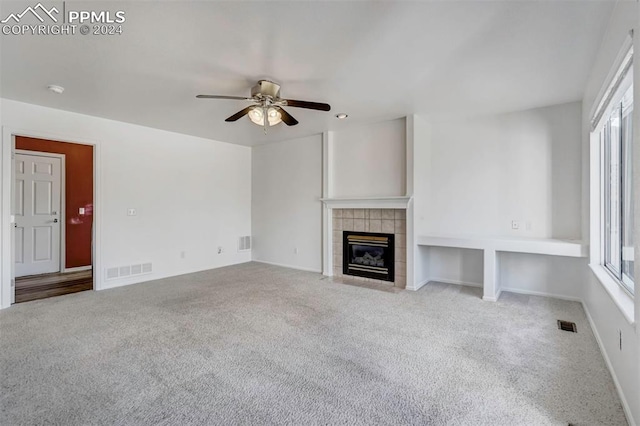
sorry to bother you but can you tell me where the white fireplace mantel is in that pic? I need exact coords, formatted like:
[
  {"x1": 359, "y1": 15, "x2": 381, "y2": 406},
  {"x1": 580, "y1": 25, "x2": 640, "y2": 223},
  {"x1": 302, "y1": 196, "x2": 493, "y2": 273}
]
[{"x1": 320, "y1": 196, "x2": 412, "y2": 209}]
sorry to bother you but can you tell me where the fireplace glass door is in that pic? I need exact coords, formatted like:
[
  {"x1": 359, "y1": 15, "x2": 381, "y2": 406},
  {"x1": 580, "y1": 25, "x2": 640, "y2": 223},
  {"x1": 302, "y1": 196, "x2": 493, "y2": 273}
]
[{"x1": 343, "y1": 231, "x2": 394, "y2": 282}]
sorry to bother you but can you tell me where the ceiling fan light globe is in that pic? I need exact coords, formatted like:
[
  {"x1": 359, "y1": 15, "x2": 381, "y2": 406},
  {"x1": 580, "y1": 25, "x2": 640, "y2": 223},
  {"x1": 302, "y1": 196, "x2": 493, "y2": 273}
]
[
  {"x1": 267, "y1": 107, "x2": 282, "y2": 126},
  {"x1": 249, "y1": 107, "x2": 264, "y2": 126}
]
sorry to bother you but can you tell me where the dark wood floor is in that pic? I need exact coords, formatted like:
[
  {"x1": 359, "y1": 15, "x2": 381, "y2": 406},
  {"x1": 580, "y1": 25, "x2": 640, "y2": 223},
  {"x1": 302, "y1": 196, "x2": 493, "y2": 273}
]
[{"x1": 15, "y1": 270, "x2": 93, "y2": 303}]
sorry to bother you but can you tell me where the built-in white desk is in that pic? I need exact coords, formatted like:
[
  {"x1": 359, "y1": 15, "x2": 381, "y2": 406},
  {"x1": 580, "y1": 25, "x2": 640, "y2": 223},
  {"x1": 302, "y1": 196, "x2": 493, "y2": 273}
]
[{"x1": 416, "y1": 235, "x2": 588, "y2": 301}]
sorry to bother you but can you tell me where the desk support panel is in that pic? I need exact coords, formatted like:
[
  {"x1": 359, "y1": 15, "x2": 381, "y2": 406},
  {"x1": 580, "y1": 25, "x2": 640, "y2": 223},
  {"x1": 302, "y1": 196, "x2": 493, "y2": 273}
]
[{"x1": 482, "y1": 249, "x2": 499, "y2": 301}]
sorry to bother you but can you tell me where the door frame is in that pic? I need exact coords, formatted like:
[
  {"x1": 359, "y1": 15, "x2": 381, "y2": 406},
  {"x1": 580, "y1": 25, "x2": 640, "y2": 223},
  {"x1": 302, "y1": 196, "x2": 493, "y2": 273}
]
[
  {"x1": 14, "y1": 149, "x2": 66, "y2": 277},
  {"x1": 1, "y1": 127, "x2": 102, "y2": 308}
]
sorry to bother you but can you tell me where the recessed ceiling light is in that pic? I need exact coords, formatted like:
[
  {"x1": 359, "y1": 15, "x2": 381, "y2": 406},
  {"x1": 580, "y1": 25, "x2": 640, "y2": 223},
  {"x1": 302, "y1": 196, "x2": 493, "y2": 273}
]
[
  {"x1": 335, "y1": 113, "x2": 348, "y2": 119},
  {"x1": 47, "y1": 85, "x2": 65, "y2": 94}
]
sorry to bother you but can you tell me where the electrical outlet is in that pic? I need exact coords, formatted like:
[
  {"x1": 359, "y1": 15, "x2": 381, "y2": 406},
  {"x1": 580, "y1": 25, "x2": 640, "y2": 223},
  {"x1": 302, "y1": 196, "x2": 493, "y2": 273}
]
[
  {"x1": 218, "y1": 246, "x2": 223, "y2": 254},
  {"x1": 180, "y1": 251, "x2": 186, "y2": 259},
  {"x1": 511, "y1": 220, "x2": 520, "y2": 230},
  {"x1": 127, "y1": 208, "x2": 137, "y2": 216}
]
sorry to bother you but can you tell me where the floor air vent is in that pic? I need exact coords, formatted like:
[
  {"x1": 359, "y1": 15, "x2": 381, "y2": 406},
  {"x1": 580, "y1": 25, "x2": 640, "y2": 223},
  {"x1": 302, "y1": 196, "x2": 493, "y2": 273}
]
[{"x1": 557, "y1": 320, "x2": 577, "y2": 333}]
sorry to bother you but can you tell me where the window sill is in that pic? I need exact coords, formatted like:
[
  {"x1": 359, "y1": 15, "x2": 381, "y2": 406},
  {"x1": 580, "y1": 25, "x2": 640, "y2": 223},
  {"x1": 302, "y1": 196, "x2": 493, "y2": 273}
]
[{"x1": 589, "y1": 264, "x2": 635, "y2": 325}]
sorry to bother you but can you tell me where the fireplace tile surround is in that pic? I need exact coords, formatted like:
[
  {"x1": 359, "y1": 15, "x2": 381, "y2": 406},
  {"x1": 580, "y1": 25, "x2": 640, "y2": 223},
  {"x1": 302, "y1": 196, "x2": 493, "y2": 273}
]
[{"x1": 332, "y1": 208, "x2": 406, "y2": 288}]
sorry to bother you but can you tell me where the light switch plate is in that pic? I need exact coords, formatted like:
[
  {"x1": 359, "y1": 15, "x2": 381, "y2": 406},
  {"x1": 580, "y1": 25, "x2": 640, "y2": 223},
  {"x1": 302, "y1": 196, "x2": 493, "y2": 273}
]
[{"x1": 79, "y1": 207, "x2": 85, "y2": 215}]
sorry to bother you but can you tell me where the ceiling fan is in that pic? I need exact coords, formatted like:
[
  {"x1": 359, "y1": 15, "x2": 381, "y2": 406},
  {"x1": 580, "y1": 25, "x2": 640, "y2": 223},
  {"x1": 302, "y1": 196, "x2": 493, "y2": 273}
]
[{"x1": 197, "y1": 80, "x2": 331, "y2": 131}]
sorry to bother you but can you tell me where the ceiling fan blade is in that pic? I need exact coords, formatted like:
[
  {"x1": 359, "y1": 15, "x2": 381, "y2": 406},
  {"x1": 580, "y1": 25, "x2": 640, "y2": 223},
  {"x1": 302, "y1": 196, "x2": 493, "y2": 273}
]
[
  {"x1": 196, "y1": 95, "x2": 253, "y2": 101},
  {"x1": 277, "y1": 107, "x2": 299, "y2": 126},
  {"x1": 283, "y1": 99, "x2": 331, "y2": 111},
  {"x1": 225, "y1": 106, "x2": 253, "y2": 122}
]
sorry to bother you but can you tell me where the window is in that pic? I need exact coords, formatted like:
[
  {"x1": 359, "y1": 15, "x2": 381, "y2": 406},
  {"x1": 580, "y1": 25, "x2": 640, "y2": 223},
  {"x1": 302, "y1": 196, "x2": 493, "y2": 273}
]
[{"x1": 598, "y1": 65, "x2": 634, "y2": 295}]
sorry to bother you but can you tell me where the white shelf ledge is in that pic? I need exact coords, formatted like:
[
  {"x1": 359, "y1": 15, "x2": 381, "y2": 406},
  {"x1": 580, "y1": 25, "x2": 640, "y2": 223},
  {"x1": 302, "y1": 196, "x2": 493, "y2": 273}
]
[
  {"x1": 320, "y1": 196, "x2": 412, "y2": 209},
  {"x1": 417, "y1": 234, "x2": 588, "y2": 258},
  {"x1": 417, "y1": 234, "x2": 588, "y2": 302}
]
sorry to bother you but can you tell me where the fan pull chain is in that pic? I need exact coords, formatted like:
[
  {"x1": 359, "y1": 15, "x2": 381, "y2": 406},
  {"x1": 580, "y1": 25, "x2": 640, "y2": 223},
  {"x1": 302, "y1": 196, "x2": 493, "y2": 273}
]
[{"x1": 263, "y1": 106, "x2": 268, "y2": 134}]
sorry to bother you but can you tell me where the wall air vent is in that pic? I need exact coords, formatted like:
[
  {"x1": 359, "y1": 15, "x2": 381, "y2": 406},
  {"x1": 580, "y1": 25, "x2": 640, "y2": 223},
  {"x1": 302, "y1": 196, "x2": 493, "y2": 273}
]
[
  {"x1": 105, "y1": 262, "x2": 152, "y2": 281},
  {"x1": 106, "y1": 267, "x2": 119, "y2": 280},
  {"x1": 557, "y1": 320, "x2": 577, "y2": 333},
  {"x1": 238, "y1": 236, "x2": 251, "y2": 252}
]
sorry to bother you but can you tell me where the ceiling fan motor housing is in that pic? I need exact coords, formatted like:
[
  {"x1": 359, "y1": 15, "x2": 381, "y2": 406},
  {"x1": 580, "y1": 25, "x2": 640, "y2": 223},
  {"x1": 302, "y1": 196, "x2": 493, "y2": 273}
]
[{"x1": 252, "y1": 80, "x2": 281, "y2": 99}]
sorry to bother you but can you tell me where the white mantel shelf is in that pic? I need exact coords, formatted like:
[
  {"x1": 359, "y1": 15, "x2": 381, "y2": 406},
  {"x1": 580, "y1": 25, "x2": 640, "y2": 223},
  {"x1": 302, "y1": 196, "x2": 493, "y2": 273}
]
[{"x1": 320, "y1": 196, "x2": 412, "y2": 209}]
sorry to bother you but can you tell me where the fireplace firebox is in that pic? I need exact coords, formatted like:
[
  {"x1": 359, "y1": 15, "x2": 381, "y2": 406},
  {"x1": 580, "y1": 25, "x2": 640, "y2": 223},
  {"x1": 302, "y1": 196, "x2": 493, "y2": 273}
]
[{"x1": 343, "y1": 231, "x2": 395, "y2": 282}]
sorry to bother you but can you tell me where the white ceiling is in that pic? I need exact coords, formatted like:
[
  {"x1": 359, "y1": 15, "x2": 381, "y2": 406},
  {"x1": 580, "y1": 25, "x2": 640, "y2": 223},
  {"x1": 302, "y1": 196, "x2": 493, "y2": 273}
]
[{"x1": 0, "y1": 1, "x2": 614, "y2": 146}]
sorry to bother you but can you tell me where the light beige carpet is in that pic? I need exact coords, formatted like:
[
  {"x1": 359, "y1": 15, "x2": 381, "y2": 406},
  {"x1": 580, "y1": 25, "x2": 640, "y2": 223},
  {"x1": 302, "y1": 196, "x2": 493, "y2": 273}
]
[{"x1": 0, "y1": 262, "x2": 627, "y2": 425}]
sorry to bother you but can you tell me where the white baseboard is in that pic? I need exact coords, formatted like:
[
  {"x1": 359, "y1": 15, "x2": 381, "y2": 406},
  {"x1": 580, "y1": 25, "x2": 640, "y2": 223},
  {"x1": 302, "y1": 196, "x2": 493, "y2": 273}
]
[
  {"x1": 406, "y1": 277, "x2": 430, "y2": 291},
  {"x1": 252, "y1": 260, "x2": 322, "y2": 274},
  {"x1": 582, "y1": 302, "x2": 636, "y2": 426},
  {"x1": 500, "y1": 287, "x2": 582, "y2": 303},
  {"x1": 428, "y1": 277, "x2": 483, "y2": 288},
  {"x1": 482, "y1": 288, "x2": 502, "y2": 302},
  {"x1": 63, "y1": 265, "x2": 92, "y2": 273},
  {"x1": 407, "y1": 277, "x2": 482, "y2": 292},
  {"x1": 415, "y1": 278, "x2": 583, "y2": 304},
  {"x1": 97, "y1": 260, "x2": 252, "y2": 291},
  {"x1": 99, "y1": 276, "x2": 145, "y2": 291}
]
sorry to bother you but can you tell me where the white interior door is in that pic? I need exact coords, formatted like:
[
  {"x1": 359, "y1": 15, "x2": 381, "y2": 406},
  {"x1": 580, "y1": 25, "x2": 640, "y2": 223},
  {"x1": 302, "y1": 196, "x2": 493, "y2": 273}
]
[{"x1": 14, "y1": 153, "x2": 62, "y2": 277}]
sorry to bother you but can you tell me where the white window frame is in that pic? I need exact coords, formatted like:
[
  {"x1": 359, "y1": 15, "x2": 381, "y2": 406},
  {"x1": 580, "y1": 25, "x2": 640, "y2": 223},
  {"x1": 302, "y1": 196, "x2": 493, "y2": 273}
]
[
  {"x1": 589, "y1": 37, "x2": 635, "y2": 324},
  {"x1": 598, "y1": 73, "x2": 633, "y2": 292}
]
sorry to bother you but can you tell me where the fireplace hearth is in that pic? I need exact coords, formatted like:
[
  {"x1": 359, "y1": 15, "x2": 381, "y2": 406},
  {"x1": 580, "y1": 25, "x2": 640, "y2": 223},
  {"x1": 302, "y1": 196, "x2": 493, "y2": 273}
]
[{"x1": 343, "y1": 231, "x2": 394, "y2": 282}]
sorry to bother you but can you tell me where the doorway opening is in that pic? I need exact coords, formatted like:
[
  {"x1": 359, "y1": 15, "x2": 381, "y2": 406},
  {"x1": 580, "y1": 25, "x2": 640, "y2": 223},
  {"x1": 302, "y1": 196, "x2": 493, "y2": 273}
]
[{"x1": 13, "y1": 137, "x2": 94, "y2": 303}]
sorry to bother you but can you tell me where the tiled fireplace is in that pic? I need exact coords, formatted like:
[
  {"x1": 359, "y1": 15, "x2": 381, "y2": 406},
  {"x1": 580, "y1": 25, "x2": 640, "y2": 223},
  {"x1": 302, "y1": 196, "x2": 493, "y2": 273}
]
[{"x1": 332, "y1": 209, "x2": 406, "y2": 288}]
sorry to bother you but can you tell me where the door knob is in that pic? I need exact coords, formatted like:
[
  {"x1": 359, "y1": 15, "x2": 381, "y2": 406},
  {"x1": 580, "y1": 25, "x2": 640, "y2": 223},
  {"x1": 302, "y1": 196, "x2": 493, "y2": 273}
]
[{"x1": 53, "y1": 219, "x2": 58, "y2": 223}]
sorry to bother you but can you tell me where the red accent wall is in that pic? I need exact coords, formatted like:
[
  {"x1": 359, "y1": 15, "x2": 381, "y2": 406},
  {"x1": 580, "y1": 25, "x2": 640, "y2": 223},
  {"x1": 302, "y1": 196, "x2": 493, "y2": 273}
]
[{"x1": 16, "y1": 136, "x2": 93, "y2": 269}]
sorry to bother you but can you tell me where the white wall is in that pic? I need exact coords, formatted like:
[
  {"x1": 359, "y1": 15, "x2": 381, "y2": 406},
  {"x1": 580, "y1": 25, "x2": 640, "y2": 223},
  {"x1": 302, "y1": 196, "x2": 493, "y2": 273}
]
[
  {"x1": 252, "y1": 118, "x2": 406, "y2": 273},
  {"x1": 412, "y1": 102, "x2": 584, "y2": 295},
  {"x1": 0, "y1": 99, "x2": 252, "y2": 306},
  {"x1": 251, "y1": 135, "x2": 322, "y2": 272},
  {"x1": 422, "y1": 102, "x2": 582, "y2": 239},
  {"x1": 425, "y1": 247, "x2": 483, "y2": 287},
  {"x1": 499, "y1": 253, "x2": 586, "y2": 300},
  {"x1": 411, "y1": 116, "x2": 431, "y2": 288},
  {"x1": 331, "y1": 118, "x2": 406, "y2": 198},
  {"x1": 580, "y1": 1, "x2": 639, "y2": 424}
]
